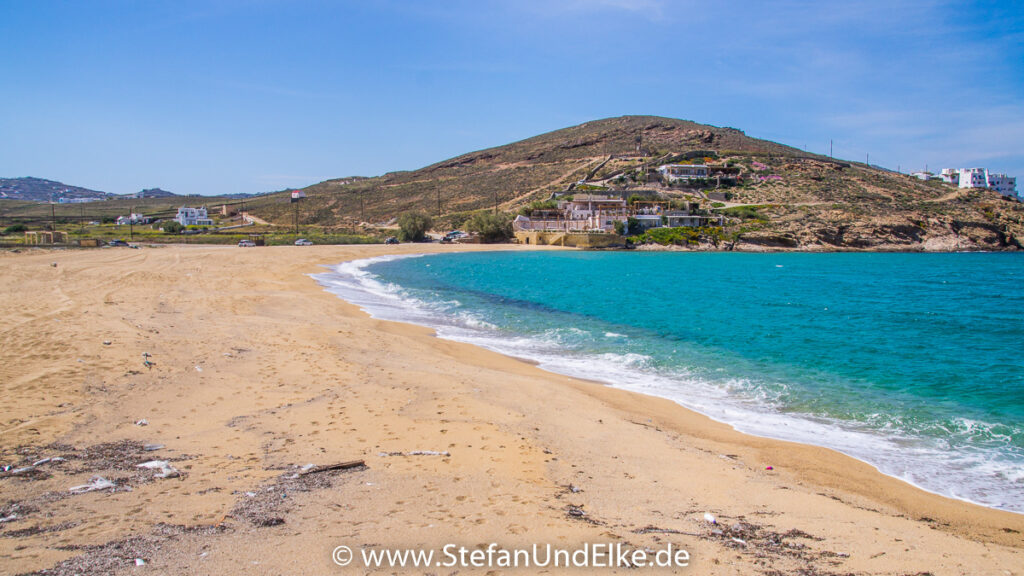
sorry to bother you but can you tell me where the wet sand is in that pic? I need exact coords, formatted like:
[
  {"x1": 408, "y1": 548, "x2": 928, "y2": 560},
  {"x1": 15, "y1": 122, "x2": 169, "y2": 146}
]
[{"x1": 1, "y1": 244, "x2": 1021, "y2": 575}]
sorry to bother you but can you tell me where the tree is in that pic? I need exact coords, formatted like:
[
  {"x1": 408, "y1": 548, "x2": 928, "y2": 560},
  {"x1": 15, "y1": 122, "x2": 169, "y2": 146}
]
[
  {"x1": 397, "y1": 211, "x2": 433, "y2": 242},
  {"x1": 2, "y1": 223, "x2": 27, "y2": 235},
  {"x1": 626, "y1": 217, "x2": 643, "y2": 236},
  {"x1": 466, "y1": 211, "x2": 512, "y2": 243},
  {"x1": 161, "y1": 221, "x2": 184, "y2": 234},
  {"x1": 613, "y1": 220, "x2": 625, "y2": 236}
]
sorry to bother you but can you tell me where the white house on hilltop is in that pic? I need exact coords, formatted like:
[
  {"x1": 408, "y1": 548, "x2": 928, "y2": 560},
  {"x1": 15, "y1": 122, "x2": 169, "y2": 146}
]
[
  {"x1": 940, "y1": 168, "x2": 1019, "y2": 198},
  {"x1": 175, "y1": 206, "x2": 214, "y2": 226},
  {"x1": 987, "y1": 173, "x2": 1017, "y2": 197},
  {"x1": 959, "y1": 168, "x2": 988, "y2": 189}
]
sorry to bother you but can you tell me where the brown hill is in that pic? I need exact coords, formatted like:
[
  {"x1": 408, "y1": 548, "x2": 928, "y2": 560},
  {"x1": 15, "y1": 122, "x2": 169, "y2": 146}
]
[
  {"x1": 242, "y1": 115, "x2": 1024, "y2": 250},
  {"x1": 243, "y1": 116, "x2": 807, "y2": 222}
]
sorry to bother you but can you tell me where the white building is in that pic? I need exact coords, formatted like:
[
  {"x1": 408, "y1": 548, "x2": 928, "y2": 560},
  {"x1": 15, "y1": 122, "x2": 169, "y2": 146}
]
[
  {"x1": 658, "y1": 164, "x2": 709, "y2": 182},
  {"x1": 175, "y1": 206, "x2": 213, "y2": 226},
  {"x1": 959, "y1": 168, "x2": 988, "y2": 189},
  {"x1": 940, "y1": 168, "x2": 1018, "y2": 197},
  {"x1": 116, "y1": 213, "x2": 149, "y2": 226},
  {"x1": 987, "y1": 173, "x2": 1017, "y2": 197},
  {"x1": 911, "y1": 171, "x2": 933, "y2": 181}
]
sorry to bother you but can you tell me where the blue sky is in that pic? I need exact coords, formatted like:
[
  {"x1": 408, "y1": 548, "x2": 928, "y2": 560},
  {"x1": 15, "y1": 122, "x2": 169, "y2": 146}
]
[{"x1": 1, "y1": 0, "x2": 1021, "y2": 196}]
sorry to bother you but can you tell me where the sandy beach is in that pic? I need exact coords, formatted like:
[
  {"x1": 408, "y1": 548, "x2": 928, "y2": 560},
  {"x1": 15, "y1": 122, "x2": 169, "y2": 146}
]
[{"x1": 1, "y1": 243, "x2": 1022, "y2": 575}]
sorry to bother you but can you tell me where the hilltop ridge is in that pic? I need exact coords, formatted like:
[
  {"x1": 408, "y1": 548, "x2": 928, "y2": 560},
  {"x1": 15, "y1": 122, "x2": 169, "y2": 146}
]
[{"x1": 239, "y1": 115, "x2": 1023, "y2": 251}]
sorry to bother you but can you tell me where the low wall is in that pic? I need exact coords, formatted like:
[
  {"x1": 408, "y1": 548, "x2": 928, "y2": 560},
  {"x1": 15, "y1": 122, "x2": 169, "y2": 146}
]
[{"x1": 514, "y1": 231, "x2": 624, "y2": 248}]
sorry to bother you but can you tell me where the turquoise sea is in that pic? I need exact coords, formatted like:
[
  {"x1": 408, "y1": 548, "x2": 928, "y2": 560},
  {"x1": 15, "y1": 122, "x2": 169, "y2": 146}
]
[{"x1": 314, "y1": 251, "x2": 1024, "y2": 512}]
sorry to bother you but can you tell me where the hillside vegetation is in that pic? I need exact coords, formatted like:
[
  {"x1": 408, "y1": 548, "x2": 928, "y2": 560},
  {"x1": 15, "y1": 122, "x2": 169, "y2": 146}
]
[
  {"x1": 4, "y1": 116, "x2": 1021, "y2": 250},
  {"x1": 236, "y1": 115, "x2": 1023, "y2": 250}
]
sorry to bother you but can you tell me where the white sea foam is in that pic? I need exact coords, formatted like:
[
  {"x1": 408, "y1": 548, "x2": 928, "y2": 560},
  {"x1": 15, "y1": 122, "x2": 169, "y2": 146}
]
[{"x1": 313, "y1": 256, "x2": 1024, "y2": 514}]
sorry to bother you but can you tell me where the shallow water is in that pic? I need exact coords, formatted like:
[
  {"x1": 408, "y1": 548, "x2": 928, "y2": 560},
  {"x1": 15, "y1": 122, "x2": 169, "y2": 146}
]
[{"x1": 314, "y1": 251, "x2": 1024, "y2": 512}]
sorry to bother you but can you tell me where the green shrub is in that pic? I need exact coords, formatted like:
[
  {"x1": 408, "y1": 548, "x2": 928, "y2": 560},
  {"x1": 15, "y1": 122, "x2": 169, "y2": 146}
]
[
  {"x1": 626, "y1": 217, "x2": 643, "y2": 235},
  {"x1": 3, "y1": 223, "x2": 27, "y2": 235},
  {"x1": 518, "y1": 200, "x2": 558, "y2": 216},
  {"x1": 397, "y1": 211, "x2": 433, "y2": 242},
  {"x1": 466, "y1": 211, "x2": 513, "y2": 243},
  {"x1": 160, "y1": 221, "x2": 184, "y2": 234},
  {"x1": 722, "y1": 205, "x2": 768, "y2": 221}
]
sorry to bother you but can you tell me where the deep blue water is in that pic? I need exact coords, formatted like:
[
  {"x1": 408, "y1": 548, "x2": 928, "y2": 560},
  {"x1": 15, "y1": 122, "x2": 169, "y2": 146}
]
[{"x1": 314, "y1": 251, "x2": 1024, "y2": 512}]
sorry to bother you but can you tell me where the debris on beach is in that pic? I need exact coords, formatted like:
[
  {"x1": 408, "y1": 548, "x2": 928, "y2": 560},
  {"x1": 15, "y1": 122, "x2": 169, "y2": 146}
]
[
  {"x1": 704, "y1": 512, "x2": 717, "y2": 524},
  {"x1": 231, "y1": 461, "x2": 366, "y2": 527},
  {"x1": 137, "y1": 460, "x2": 180, "y2": 479},
  {"x1": 135, "y1": 419, "x2": 148, "y2": 426},
  {"x1": 564, "y1": 504, "x2": 603, "y2": 525},
  {"x1": 27, "y1": 523, "x2": 226, "y2": 576},
  {"x1": 378, "y1": 450, "x2": 450, "y2": 457},
  {"x1": 298, "y1": 460, "x2": 365, "y2": 476},
  {"x1": 0, "y1": 456, "x2": 65, "y2": 479},
  {"x1": 69, "y1": 476, "x2": 116, "y2": 494}
]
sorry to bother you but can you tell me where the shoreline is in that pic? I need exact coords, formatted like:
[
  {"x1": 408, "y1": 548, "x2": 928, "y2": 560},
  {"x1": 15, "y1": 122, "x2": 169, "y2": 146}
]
[
  {"x1": 317, "y1": 249, "x2": 1024, "y2": 517},
  {"x1": 1, "y1": 244, "x2": 1021, "y2": 574}
]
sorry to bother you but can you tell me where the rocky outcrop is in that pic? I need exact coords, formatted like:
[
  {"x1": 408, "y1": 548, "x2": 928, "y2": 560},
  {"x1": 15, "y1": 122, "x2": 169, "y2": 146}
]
[{"x1": 730, "y1": 219, "x2": 1020, "y2": 252}]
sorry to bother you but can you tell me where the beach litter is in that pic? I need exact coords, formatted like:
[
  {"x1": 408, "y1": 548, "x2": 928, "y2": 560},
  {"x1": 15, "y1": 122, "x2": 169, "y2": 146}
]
[
  {"x1": 135, "y1": 419, "x2": 148, "y2": 426},
  {"x1": 299, "y1": 460, "x2": 365, "y2": 476},
  {"x1": 0, "y1": 514, "x2": 18, "y2": 523},
  {"x1": 69, "y1": 476, "x2": 116, "y2": 494},
  {"x1": 704, "y1": 512, "x2": 717, "y2": 525},
  {"x1": 232, "y1": 460, "x2": 366, "y2": 527},
  {"x1": 0, "y1": 456, "x2": 66, "y2": 479},
  {"x1": 143, "y1": 444, "x2": 164, "y2": 452},
  {"x1": 378, "y1": 450, "x2": 450, "y2": 457},
  {"x1": 137, "y1": 460, "x2": 180, "y2": 479},
  {"x1": 134, "y1": 558, "x2": 146, "y2": 566}
]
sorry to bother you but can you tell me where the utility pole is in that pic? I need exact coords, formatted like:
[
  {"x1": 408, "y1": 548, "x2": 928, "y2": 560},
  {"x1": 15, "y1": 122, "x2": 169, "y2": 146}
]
[
  {"x1": 293, "y1": 199, "x2": 299, "y2": 236},
  {"x1": 829, "y1": 139, "x2": 833, "y2": 158},
  {"x1": 80, "y1": 203, "x2": 85, "y2": 234},
  {"x1": 866, "y1": 153, "x2": 869, "y2": 167},
  {"x1": 50, "y1": 194, "x2": 56, "y2": 232}
]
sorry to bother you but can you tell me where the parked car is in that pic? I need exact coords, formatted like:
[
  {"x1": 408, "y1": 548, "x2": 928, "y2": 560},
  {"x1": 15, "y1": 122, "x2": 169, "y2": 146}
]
[
  {"x1": 384, "y1": 236, "x2": 399, "y2": 245},
  {"x1": 294, "y1": 238, "x2": 313, "y2": 246},
  {"x1": 108, "y1": 239, "x2": 129, "y2": 247},
  {"x1": 443, "y1": 230, "x2": 469, "y2": 243},
  {"x1": 238, "y1": 239, "x2": 256, "y2": 247}
]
